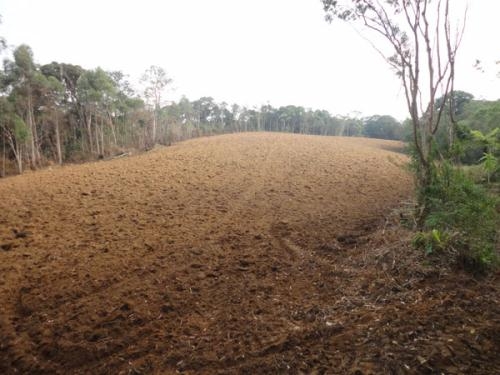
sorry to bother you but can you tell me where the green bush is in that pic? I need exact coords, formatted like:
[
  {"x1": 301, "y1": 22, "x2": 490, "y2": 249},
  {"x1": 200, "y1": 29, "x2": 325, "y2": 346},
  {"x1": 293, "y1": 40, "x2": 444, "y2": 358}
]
[
  {"x1": 415, "y1": 162, "x2": 499, "y2": 272},
  {"x1": 413, "y1": 229, "x2": 454, "y2": 255},
  {"x1": 479, "y1": 152, "x2": 499, "y2": 183}
]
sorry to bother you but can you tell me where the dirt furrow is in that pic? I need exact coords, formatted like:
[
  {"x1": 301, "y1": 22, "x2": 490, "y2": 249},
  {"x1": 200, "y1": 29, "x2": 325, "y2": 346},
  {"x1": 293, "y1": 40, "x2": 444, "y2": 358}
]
[{"x1": 0, "y1": 133, "x2": 422, "y2": 374}]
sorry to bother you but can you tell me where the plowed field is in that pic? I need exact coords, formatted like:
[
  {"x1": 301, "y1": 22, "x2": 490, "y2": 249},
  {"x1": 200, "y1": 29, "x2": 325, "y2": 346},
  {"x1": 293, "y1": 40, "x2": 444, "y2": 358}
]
[{"x1": 1, "y1": 133, "x2": 498, "y2": 374}]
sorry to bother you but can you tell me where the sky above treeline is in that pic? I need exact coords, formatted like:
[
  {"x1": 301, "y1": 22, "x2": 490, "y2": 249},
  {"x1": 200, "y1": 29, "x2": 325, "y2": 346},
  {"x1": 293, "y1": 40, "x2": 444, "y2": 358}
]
[{"x1": 0, "y1": 0, "x2": 499, "y2": 120}]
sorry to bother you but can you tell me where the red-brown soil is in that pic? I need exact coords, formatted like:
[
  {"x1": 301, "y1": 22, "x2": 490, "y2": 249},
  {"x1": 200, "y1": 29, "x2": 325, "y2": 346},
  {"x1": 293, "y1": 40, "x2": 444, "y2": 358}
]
[{"x1": 0, "y1": 133, "x2": 498, "y2": 374}]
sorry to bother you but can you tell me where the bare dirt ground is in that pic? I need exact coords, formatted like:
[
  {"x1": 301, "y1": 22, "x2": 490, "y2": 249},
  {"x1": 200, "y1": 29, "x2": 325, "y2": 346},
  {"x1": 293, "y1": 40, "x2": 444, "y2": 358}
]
[{"x1": 0, "y1": 133, "x2": 498, "y2": 374}]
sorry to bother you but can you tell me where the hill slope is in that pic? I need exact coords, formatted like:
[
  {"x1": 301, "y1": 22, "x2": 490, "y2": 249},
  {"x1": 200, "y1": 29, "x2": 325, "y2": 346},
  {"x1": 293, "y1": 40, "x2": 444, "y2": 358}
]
[{"x1": 0, "y1": 133, "x2": 497, "y2": 374}]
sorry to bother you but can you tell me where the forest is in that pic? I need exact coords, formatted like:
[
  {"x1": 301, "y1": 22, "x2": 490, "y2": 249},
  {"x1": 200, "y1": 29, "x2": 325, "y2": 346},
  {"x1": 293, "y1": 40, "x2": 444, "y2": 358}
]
[
  {"x1": 1, "y1": 43, "x2": 498, "y2": 177},
  {"x1": 0, "y1": 44, "x2": 403, "y2": 175}
]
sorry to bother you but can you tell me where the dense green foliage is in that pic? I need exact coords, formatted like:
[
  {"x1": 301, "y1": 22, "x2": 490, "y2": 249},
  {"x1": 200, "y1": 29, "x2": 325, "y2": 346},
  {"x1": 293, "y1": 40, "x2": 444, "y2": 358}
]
[
  {"x1": 425, "y1": 93, "x2": 500, "y2": 183},
  {"x1": 414, "y1": 162, "x2": 499, "y2": 271},
  {"x1": 429, "y1": 92, "x2": 499, "y2": 167},
  {"x1": 363, "y1": 115, "x2": 402, "y2": 140},
  {"x1": 409, "y1": 93, "x2": 500, "y2": 271}
]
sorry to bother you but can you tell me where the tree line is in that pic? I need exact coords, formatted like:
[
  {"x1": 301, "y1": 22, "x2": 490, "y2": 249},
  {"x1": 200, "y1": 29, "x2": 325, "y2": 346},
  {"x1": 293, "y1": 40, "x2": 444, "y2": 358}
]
[
  {"x1": 0, "y1": 43, "x2": 497, "y2": 177},
  {"x1": 0, "y1": 43, "x2": 408, "y2": 175}
]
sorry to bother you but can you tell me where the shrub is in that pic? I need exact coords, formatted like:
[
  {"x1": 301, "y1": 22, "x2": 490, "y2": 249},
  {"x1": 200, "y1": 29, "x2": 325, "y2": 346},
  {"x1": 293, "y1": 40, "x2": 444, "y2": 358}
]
[
  {"x1": 415, "y1": 162, "x2": 499, "y2": 272},
  {"x1": 479, "y1": 152, "x2": 499, "y2": 184}
]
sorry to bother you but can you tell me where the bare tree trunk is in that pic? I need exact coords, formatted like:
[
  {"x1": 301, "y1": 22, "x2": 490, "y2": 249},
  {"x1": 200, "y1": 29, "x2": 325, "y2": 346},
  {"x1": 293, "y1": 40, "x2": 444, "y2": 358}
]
[
  {"x1": 55, "y1": 114, "x2": 63, "y2": 165},
  {"x1": 448, "y1": 122, "x2": 455, "y2": 156},
  {"x1": 2, "y1": 129, "x2": 23, "y2": 174},
  {"x1": 86, "y1": 113, "x2": 94, "y2": 154},
  {"x1": 15, "y1": 143, "x2": 23, "y2": 174},
  {"x1": 152, "y1": 109, "x2": 157, "y2": 144},
  {"x1": 26, "y1": 96, "x2": 37, "y2": 168},
  {"x1": 2, "y1": 131, "x2": 5, "y2": 177},
  {"x1": 100, "y1": 120, "x2": 105, "y2": 156},
  {"x1": 108, "y1": 113, "x2": 117, "y2": 147},
  {"x1": 95, "y1": 117, "x2": 101, "y2": 156},
  {"x1": 31, "y1": 106, "x2": 41, "y2": 165}
]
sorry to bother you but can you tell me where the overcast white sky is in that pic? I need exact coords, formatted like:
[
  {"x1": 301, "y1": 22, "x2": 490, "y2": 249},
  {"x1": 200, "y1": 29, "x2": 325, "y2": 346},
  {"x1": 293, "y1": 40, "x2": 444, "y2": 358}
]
[{"x1": 0, "y1": 0, "x2": 498, "y2": 120}]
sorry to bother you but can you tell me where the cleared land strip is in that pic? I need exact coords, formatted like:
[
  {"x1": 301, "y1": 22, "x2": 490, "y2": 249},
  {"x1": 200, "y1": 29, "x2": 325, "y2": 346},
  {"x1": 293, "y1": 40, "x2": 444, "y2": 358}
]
[{"x1": 0, "y1": 133, "x2": 413, "y2": 374}]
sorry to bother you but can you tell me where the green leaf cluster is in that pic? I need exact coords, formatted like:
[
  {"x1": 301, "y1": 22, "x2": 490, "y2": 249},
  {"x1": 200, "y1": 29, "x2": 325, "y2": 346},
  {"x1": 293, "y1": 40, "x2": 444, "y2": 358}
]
[{"x1": 415, "y1": 162, "x2": 499, "y2": 271}]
